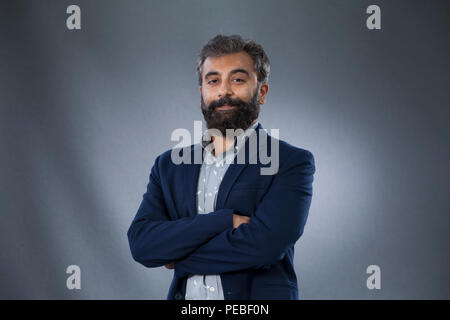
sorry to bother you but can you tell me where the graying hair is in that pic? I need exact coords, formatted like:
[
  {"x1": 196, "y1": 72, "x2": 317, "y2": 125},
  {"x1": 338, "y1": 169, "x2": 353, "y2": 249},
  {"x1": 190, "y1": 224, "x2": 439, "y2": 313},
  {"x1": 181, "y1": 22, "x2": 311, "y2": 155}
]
[{"x1": 196, "y1": 34, "x2": 271, "y2": 86}]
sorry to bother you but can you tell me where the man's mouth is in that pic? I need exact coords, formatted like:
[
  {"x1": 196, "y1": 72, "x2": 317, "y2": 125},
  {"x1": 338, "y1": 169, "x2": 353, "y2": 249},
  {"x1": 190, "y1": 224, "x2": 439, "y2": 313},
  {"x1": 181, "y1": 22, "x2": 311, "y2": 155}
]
[{"x1": 216, "y1": 104, "x2": 237, "y2": 111}]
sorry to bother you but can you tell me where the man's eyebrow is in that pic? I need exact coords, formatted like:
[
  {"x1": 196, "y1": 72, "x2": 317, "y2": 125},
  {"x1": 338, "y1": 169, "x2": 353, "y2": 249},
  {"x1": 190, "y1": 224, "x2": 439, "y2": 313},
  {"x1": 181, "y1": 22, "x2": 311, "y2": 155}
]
[
  {"x1": 204, "y1": 68, "x2": 250, "y2": 79},
  {"x1": 204, "y1": 71, "x2": 219, "y2": 79},
  {"x1": 229, "y1": 68, "x2": 250, "y2": 77}
]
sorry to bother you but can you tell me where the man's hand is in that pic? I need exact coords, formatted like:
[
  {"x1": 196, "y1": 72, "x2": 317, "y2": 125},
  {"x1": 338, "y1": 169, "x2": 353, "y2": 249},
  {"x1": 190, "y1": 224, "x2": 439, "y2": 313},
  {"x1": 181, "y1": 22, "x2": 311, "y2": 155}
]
[
  {"x1": 165, "y1": 262, "x2": 174, "y2": 269},
  {"x1": 233, "y1": 213, "x2": 251, "y2": 229}
]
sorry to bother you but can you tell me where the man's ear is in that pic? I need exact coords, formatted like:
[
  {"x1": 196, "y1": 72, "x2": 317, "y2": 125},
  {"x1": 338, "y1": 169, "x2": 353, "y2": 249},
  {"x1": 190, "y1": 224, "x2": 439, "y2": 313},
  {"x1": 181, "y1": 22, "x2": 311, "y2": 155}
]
[
  {"x1": 259, "y1": 83, "x2": 269, "y2": 105},
  {"x1": 199, "y1": 86, "x2": 202, "y2": 94}
]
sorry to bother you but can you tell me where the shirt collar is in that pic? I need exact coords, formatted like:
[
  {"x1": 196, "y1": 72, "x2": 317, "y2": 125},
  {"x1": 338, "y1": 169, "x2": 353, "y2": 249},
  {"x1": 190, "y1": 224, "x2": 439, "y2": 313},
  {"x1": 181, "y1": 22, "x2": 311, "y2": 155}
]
[{"x1": 201, "y1": 121, "x2": 259, "y2": 164}]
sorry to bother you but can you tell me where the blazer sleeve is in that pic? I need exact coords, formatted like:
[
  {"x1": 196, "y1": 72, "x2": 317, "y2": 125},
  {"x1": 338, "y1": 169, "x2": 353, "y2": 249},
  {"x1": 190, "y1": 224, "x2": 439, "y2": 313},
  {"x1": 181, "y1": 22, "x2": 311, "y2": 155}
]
[
  {"x1": 127, "y1": 155, "x2": 234, "y2": 268},
  {"x1": 174, "y1": 150, "x2": 315, "y2": 276}
]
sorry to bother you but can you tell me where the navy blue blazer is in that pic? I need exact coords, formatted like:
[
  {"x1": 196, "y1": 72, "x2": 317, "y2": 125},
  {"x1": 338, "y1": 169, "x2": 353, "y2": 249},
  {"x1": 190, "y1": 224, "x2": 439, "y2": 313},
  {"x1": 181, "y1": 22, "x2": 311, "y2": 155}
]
[{"x1": 127, "y1": 123, "x2": 315, "y2": 300}]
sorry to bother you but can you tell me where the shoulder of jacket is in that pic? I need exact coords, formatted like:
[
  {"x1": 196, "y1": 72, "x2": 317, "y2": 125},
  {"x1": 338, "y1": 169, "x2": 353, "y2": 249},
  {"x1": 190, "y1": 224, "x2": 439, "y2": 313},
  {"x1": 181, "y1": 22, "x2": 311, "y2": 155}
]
[
  {"x1": 156, "y1": 144, "x2": 197, "y2": 166},
  {"x1": 277, "y1": 138, "x2": 314, "y2": 162}
]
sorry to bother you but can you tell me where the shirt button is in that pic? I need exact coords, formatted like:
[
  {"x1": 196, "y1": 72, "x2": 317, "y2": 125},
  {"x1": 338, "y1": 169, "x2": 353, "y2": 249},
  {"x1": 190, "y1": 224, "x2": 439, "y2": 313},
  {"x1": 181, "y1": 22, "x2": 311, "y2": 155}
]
[{"x1": 209, "y1": 287, "x2": 215, "y2": 292}]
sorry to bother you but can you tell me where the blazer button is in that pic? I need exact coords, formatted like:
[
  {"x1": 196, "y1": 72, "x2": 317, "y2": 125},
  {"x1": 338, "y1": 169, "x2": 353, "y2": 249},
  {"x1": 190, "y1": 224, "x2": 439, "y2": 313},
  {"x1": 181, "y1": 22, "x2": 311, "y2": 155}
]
[{"x1": 174, "y1": 293, "x2": 183, "y2": 300}]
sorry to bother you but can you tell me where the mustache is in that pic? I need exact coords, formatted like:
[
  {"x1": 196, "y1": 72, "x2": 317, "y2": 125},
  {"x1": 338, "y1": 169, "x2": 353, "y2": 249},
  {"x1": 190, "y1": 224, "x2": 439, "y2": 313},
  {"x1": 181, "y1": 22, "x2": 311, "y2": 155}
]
[
  {"x1": 208, "y1": 97, "x2": 245, "y2": 110},
  {"x1": 200, "y1": 92, "x2": 260, "y2": 135}
]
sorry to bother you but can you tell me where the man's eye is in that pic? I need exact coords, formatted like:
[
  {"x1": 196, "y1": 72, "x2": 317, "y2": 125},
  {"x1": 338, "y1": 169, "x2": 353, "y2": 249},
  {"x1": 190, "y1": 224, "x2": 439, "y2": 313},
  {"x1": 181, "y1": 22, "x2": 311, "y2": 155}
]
[
  {"x1": 233, "y1": 78, "x2": 245, "y2": 83},
  {"x1": 207, "y1": 79, "x2": 218, "y2": 84}
]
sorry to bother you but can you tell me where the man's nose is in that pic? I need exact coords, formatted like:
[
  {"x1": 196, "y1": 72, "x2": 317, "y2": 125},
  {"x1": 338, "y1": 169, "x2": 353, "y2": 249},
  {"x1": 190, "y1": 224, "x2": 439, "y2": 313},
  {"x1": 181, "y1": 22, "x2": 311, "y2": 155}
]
[{"x1": 218, "y1": 80, "x2": 233, "y2": 98}]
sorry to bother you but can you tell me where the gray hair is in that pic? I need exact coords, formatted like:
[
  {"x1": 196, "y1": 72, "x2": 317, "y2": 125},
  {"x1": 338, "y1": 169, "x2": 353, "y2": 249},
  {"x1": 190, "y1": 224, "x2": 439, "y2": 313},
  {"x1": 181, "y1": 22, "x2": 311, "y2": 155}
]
[{"x1": 196, "y1": 34, "x2": 271, "y2": 86}]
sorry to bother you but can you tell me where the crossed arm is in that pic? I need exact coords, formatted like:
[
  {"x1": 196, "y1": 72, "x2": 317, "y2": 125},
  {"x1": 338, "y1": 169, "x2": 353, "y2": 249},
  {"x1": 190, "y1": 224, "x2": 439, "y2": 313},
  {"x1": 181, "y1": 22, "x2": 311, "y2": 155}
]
[
  {"x1": 163, "y1": 214, "x2": 250, "y2": 269},
  {"x1": 127, "y1": 151, "x2": 315, "y2": 276}
]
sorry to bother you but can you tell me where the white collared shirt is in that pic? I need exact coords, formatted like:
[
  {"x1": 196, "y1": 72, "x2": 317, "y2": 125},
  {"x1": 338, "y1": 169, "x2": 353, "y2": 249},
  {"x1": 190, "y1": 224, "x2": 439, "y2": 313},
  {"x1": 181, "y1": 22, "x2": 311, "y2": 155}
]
[{"x1": 184, "y1": 121, "x2": 259, "y2": 300}]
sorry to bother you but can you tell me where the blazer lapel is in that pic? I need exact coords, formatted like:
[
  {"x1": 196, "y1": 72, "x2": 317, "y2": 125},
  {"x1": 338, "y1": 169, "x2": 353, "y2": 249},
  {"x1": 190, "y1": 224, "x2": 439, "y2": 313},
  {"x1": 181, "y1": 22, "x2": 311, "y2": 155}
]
[
  {"x1": 215, "y1": 123, "x2": 265, "y2": 210},
  {"x1": 183, "y1": 123, "x2": 267, "y2": 214},
  {"x1": 183, "y1": 144, "x2": 202, "y2": 218}
]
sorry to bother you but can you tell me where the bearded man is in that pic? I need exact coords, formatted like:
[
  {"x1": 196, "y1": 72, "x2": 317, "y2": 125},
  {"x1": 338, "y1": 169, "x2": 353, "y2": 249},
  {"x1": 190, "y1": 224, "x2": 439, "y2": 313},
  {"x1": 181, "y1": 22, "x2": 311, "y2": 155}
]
[{"x1": 127, "y1": 34, "x2": 316, "y2": 300}]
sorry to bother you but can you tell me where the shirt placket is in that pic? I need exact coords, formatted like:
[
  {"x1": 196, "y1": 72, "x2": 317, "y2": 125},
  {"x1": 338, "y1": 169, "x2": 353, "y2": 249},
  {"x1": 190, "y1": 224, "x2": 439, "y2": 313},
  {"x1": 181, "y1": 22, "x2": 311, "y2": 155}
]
[{"x1": 203, "y1": 153, "x2": 227, "y2": 298}]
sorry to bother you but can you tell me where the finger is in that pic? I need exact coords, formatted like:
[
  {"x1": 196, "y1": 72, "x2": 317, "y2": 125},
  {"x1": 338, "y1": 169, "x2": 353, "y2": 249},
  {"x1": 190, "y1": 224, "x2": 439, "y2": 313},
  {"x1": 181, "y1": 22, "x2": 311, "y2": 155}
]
[{"x1": 165, "y1": 263, "x2": 174, "y2": 269}]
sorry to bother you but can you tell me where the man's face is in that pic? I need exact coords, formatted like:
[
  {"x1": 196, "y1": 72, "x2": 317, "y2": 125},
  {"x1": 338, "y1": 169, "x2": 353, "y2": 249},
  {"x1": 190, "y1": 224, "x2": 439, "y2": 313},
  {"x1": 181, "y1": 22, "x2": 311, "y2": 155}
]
[{"x1": 200, "y1": 51, "x2": 269, "y2": 135}]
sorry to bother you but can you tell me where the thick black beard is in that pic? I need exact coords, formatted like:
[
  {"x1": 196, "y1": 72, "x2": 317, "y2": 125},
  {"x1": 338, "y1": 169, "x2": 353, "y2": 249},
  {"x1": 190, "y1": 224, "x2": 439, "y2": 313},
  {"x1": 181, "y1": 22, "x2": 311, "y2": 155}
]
[{"x1": 200, "y1": 92, "x2": 260, "y2": 136}]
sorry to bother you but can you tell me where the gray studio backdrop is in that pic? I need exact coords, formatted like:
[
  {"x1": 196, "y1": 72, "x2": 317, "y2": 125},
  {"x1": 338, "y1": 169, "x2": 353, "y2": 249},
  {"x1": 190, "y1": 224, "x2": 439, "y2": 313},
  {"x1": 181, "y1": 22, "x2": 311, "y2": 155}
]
[{"x1": 1, "y1": 0, "x2": 449, "y2": 299}]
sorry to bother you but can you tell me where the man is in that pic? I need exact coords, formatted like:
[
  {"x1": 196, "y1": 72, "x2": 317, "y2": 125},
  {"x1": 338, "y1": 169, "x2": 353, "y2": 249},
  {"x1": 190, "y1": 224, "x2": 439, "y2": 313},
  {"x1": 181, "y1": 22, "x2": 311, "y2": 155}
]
[{"x1": 127, "y1": 35, "x2": 315, "y2": 300}]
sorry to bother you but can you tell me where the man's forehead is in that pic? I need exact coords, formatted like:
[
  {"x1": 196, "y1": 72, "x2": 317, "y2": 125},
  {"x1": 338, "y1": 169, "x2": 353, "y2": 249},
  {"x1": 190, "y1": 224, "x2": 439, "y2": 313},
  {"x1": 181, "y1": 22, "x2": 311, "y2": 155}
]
[{"x1": 202, "y1": 52, "x2": 255, "y2": 75}]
